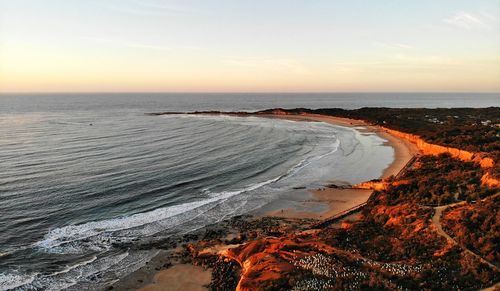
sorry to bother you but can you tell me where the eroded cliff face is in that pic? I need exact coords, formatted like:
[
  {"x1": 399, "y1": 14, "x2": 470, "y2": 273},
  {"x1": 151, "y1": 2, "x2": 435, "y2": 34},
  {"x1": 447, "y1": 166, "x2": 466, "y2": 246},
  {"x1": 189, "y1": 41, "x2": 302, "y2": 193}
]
[
  {"x1": 353, "y1": 180, "x2": 410, "y2": 191},
  {"x1": 221, "y1": 237, "x2": 308, "y2": 291},
  {"x1": 353, "y1": 181, "x2": 388, "y2": 191},
  {"x1": 381, "y1": 128, "x2": 494, "y2": 169},
  {"x1": 379, "y1": 128, "x2": 497, "y2": 187}
]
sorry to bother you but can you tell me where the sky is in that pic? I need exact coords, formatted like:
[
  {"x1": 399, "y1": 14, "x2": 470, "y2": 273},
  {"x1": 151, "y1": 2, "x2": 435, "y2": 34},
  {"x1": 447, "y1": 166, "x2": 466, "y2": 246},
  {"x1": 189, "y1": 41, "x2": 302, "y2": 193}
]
[{"x1": 0, "y1": 0, "x2": 499, "y2": 92}]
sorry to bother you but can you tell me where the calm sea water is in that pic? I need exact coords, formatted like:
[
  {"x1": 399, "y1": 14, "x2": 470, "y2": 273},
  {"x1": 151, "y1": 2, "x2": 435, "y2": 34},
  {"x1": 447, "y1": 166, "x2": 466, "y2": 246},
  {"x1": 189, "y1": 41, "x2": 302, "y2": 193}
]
[{"x1": 0, "y1": 93, "x2": 498, "y2": 290}]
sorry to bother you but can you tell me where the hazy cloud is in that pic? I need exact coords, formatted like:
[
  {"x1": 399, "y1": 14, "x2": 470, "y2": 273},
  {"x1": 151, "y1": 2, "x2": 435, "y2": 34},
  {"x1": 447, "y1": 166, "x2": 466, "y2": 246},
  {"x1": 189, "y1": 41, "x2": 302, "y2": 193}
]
[{"x1": 443, "y1": 12, "x2": 489, "y2": 30}]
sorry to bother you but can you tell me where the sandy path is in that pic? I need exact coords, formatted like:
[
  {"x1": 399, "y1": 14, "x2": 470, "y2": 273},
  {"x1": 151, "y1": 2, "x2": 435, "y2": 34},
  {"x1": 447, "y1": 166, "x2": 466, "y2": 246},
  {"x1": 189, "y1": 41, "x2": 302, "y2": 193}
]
[{"x1": 431, "y1": 202, "x2": 499, "y2": 271}]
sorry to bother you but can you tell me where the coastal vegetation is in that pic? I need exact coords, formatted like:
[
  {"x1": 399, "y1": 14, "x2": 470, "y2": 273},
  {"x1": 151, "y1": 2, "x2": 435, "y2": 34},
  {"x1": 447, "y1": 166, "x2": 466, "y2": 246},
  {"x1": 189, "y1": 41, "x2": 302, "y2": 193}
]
[
  {"x1": 441, "y1": 195, "x2": 499, "y2": 266},
  {"x1": 384, "y1": 153, "x2": 496, "y2": 205}
]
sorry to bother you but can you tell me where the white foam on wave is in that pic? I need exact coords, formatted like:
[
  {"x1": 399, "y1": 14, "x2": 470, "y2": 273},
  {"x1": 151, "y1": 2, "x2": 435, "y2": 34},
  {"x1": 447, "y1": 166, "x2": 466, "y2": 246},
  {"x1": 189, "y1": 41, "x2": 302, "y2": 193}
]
[
  {"x1": 207, "y1": 174, "x2": 283, "y2": 199},
  {"x1": 50, "y1": 256, "x2": 98, "y2": 276},
  {"x1": 29, "y1": 252, "x2": 129, "y2": 291},
  {"x1": 162, "y1": 113, "x2": 335, "y2": 132},
  {"x1": 0, "y1": 251, "x2": 11, "y2": 258},
  {"x1": 0, "y1": 272, "x2": 37, "y2": 291},
  {"x1": 36, "y1": 199, "x2": 216, "y2": 250},
  {"x1": 0, "y1": 256, "x2": 103, "y2": 291},
  {"x1": 34, "y1": 173, "x2": 286, "y2": 253},
  {"x1": 281, "y1": 137, "x2": 340, "y2": 180}
]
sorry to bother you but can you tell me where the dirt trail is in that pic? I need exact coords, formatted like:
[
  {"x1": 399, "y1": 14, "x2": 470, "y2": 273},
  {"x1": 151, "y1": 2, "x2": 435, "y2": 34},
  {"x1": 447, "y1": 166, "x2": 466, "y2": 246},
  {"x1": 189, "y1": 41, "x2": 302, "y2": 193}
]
[{"x1": 431, "y1": 202, "x2": 499, "y2": 272}]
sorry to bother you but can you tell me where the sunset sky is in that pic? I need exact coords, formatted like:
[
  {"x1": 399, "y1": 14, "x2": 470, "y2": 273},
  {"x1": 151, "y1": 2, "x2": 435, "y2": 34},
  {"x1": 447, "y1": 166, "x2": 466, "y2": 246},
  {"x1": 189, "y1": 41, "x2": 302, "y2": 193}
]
[{"x1": 1, "y1": 0, "x2": 499, "y2": 92}]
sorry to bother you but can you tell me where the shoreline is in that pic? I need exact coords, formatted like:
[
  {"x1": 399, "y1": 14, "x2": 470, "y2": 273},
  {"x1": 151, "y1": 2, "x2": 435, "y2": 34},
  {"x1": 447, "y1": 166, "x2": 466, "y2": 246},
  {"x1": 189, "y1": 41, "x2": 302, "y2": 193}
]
[
  {"x1": 257, "y1": 113, "x2": 418, "y2": 179},
  {"x1": 115, "y1": 112, "x2": 420, "y2": 290},
  {"x1": 255, "y1": 113, "x2": 419, "y2": 220}
]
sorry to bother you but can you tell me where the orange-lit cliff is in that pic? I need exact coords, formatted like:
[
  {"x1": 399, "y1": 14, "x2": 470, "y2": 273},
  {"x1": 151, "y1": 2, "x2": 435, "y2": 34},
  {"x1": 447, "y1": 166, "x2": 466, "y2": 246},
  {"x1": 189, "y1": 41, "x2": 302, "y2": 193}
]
[{"x1": 380, "y1": 128, "x2": 494, "y2": 169}]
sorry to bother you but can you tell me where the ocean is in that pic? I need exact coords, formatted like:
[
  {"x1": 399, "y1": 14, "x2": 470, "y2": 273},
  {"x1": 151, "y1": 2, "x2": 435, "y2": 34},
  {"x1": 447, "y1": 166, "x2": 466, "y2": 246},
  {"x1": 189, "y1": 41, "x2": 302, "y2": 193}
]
[{"x1": 0, "y1": 93, "x2": 498, "y2": 290}]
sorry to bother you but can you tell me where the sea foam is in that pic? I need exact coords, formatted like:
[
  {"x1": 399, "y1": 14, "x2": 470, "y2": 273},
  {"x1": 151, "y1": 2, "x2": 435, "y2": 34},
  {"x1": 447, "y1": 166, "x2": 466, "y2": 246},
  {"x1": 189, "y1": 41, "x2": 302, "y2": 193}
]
[{"x1": 34, "y1": 172, "x2": 290, "y2": 253}]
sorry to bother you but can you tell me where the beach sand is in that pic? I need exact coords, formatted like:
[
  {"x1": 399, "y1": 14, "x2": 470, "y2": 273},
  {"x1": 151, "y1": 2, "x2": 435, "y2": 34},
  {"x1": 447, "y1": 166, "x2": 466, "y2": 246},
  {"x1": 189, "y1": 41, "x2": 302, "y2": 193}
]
[
  {"x1": 266, "y1": 188, "x2": 373, "y2": 219},
  {"x1": 140, "y1": 264, "x2": 211, "y2": 291},
  {"x1": 259, "y1": 113, "x2": 419, "y2": 219}
]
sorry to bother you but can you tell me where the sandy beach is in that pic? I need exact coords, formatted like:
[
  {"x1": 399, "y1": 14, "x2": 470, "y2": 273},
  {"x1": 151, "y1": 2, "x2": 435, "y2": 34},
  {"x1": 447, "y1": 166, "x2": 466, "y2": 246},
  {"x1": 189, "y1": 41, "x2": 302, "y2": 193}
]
[
  {"x1": 140, "y1": 264, "x2": 211, "y2": 291},
  {"x1": 259, "y1": 113, "x2": 419, "y2": 219},
  {"x1": 259, "y1": 113, "x2": 418, "y2": 179},
  {"x1": 265, "y1": 188, "x2": 374, "y2": 219}
]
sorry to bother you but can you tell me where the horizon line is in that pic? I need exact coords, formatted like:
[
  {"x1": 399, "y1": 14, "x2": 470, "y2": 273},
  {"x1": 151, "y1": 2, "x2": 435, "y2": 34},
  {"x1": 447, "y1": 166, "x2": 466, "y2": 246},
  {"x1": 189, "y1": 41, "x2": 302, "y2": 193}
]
[{"x1": 1, "y1": 91, "x2": 500, "y2": 95}]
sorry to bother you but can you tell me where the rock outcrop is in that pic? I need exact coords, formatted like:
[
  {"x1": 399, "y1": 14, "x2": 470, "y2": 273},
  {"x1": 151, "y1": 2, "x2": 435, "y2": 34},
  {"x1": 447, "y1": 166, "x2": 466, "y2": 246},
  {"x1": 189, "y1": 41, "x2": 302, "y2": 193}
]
[
  {"x1": 481, "y1": 173, "x2": 500, "y2": 188},
  {"x1": 353, "y1": 180, "x2": 411, "y2": 191}
]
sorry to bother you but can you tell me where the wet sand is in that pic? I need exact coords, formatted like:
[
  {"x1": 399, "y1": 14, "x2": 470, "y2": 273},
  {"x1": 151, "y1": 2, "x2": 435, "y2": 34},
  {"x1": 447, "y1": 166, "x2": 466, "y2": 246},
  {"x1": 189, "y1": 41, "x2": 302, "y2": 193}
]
[
  {"x1": 140, "y1": 264, "x2": 211, "y2": 291},
  {"x1": 266, "y1": 188, "x2": 373, "y2": 219}
]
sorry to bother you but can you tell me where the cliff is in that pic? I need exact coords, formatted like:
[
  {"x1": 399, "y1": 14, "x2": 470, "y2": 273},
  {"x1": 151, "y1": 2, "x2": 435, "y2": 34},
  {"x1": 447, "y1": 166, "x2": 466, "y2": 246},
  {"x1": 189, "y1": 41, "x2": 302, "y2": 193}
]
[
  {"x1": 381, "y1": 128, "x2": 494, "y2": 169},
  {"x1": 376, "y1": 127, "x2": 498, "y2": 189},
  {"x1": 221, "y1": 238, "x2": 297, "y2": 291},
  {"x1": 353, "y1": 180, "x2": 410, "y2": 191}
]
